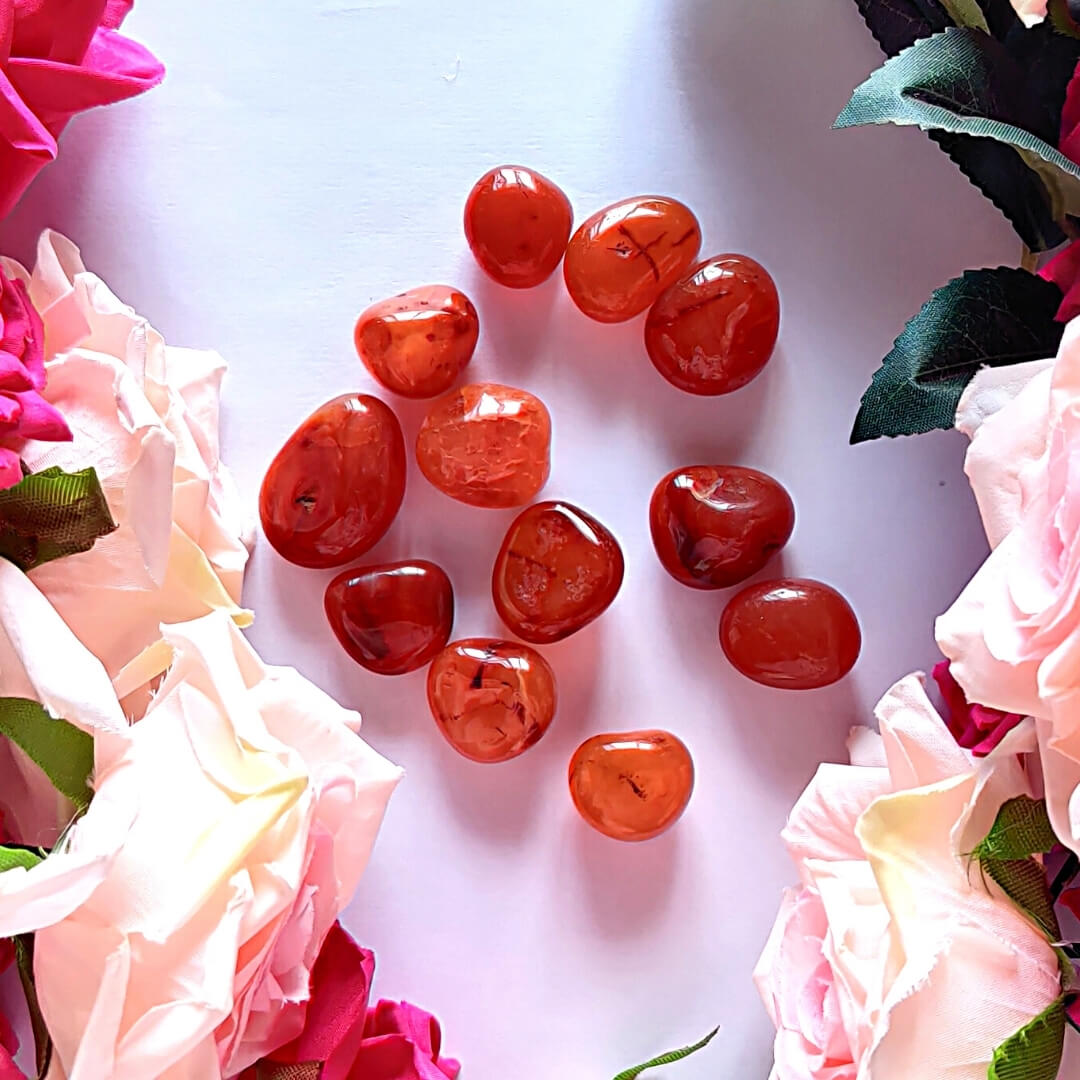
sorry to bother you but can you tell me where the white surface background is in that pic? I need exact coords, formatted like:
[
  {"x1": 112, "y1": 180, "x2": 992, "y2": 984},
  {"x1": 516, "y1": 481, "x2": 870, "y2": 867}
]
[{"x1": 0, "y1": 0, "x2": 1053, "y2": 1076}]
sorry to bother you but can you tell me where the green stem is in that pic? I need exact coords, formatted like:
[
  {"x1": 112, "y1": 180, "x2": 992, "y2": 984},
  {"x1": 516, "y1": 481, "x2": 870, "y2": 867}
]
[{"x1": 612, "y1": 1027, "x2": 720, "y2": 1080}]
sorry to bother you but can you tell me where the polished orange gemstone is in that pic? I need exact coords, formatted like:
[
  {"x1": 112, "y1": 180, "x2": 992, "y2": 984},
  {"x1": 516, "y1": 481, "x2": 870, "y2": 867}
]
[
  {"x1": 720, "y1": 579, "x2": 861, "y2": 690},
  {"x1": 354, "y1": 285, "x2": 478, "y2": 399},
  {"x1": 650, "y1": 465, "x2": 794, "y2": 589},
  {"x1": 259, "y1": 394, "x2": 406, "y2": 568},
  {"x1": 569, "y1": 730, "x2": 694, "y2": 842},
  {"x1": 464, "y1": 166, "x2": 573, "y2": 288},
  {"x1": 563, "y1": 196, "x2": 702, "y2": 323},
  {"x1": 646, "y1": 254, "x2": 780, "y2": 395},
  {"x1": 416, "y1": 382, "x2": 551, "y2": 508},
  {"x1": 325, "y1": 560, "x2": 453, "y2": 675},
  {"x1": 493, "y1": 500, "x2": 624, "y2": 643},
  {"x1": 427, "y1": 638, "x2": 557, "y2": 763}
]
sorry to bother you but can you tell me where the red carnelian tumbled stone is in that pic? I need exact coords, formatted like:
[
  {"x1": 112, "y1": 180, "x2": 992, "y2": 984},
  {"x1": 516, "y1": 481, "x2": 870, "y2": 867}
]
[
  {"x1": 325, "y1": 560, "x2": 453, "y2": 675},
  {"x1": 720, "y1": 579, "x2": 861, "y2": 690},
  {"x1": 464, "y1": 166, "x2": 573, "y2": 288},
  {"x1": 259, "y1": 394, "x2": 406, "y2": 568},
  {"x1": 355, "y1": 285, "x2": 479, "y2": 399},
  {"x1": 569, "y1": 730, "x2": 694, "y2": 842},
  {"x1": 427, "y1": 638, "x2": 557, "y2": 763},
  {"x1": 416, "y1": 383, "x2": 551, "y2": 508},
  {"x1": 493, "y1": 501, "x2": 624, "y2": 643},
  {"x1": 563, "y1": 196, "x2": 702, "y2": 323},
  {"x1": 650, "y1": 466, "x2": 794, "y2": 589},
  {"x1": 646, "y1": 254, "x2": 780, "y2": 395}
]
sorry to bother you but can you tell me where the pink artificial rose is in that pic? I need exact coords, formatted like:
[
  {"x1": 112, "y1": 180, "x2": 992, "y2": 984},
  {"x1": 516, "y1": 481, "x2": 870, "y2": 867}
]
[
  {"x1": 931, "y1": 660, "x2": 1024, "y2": 756},
  {"x1": 244, "y1": 922, "x2": 459, "y2": 1080},
  {"x1": 0, "y1": 268, "x2": 69, "y2": 487},
  {"x1": 0, "y1": 0, "x2": 163, "y2": 219},
  {"x1": 755, "y1": 674, "x2": 1062, "y2": 1080},
  {"x1": 936, "y1": 318, "x2": 1080, "y2": 851},
  {"x1": 0, "y1": 939, "x2": 23, "y2": 1080},
  {"x1": 1, "y1": 231, "x2": 252, "y2": 701},
  {"x1": 32, "y1": 613, "x2": 402, "y2": 1080}
]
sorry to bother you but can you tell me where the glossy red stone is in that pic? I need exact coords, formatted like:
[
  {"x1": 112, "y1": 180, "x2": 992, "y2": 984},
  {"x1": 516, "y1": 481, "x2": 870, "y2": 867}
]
[
  {"x1": 354, "y1": 285, "x2": 479, "y2": 399},
  {"x1": 650, "y1": 466, "x2": 794, "y2": 589},
  {"x1": 325, "y1": 560, "x2": 453, "y2": 676},
  {"x1": 563, "y1": 196, "x2": 702, "y2": 323},
  {"x1": 427, "y1": 638, "x2": 557, "y2": 763},
  {"x1": 646, "y1": 254, "x2": 780, "y2": 396},
  {"x1": 569, "y1": 730, "x2": 694, "y2": 842},
  {"x1": 720, "y1": 579, "x2": 861, "y2": 690},
  {"x1": 416, "y1": 383, "x2": 551, "y2": 508},
  {"x1": 493, "y1": 501, "x2": 624, "y2": 643},
  {"x1": 259, "y1": 394, "x2": 406, "y2": 569},
  {"x1": 464, "y1": 166, "x2": 573, "y2": 288}
]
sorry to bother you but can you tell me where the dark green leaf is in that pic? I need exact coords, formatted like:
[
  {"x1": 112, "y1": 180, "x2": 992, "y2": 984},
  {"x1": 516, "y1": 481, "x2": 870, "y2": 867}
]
[
  {"x1": 972, "y1": 796, "x2": 1058, "y2": 860},
  {"x1": 837, "y1": 27, "x2": 1078, "y2": 249},
  {"x1": 989, "y1": 997, "x2": 1065, "y2": 1080},
  {"x1": 1049, "y1": 0, "x2": 1080, "y2": 38},
  {"x1": 0, "y1": 466, "x2": 116, "y2": 572},
  {"x1": 972, "y1": 798, "x2": 1060, "y2": 938},
  {"x1": 851, "y1": 267, "x2": 1064, "y2": 442},
  {"x1": 14, "y1": 935, "x2": 52, "y2": 1079},
  {"x1": 982, "y1": 857, "x2": 1060, "y2": 937},
  {"x1": 612, "y1": 1027, "x2": 719, "y2": 1080},
  {"x1": 852, "y1": 0, "x2": 955, "y2": 56},
  {"x1": 0, "y1": 698, "x2": 94, "y2": 813},
  {"x1": 0, "y1": 846, "x2": 43, "y2": 873}
]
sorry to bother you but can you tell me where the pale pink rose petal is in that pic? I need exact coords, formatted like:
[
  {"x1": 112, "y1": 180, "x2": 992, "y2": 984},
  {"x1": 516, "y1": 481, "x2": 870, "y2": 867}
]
[
  {"x1": 17, "y1": 232, "x2": 252, "y2": 688},
  {"x1": 955, "y1": 359, "x2": 1054, "y2": 548},
  {"x1": 33, "y1": 613, "x2": 401, "y2": 1079},
  {"x1": 782, "y1": 764, "x2": 890, "y2": 879}
]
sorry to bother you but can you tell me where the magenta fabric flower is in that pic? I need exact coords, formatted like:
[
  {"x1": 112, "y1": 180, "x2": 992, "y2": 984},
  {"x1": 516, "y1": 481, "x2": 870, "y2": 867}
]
[
  {"x1": 932, "y1": 660, "x2": 1025, "y2": 757},
  {"x1": 1041, "y1": 67, "x2": 1080, "y2": 320},
  {"x1": 0, "y1": 939, "x2": 24, "y2": 1079},
  {"x1": 0, "y1": 269, "x2": 69, "y2": 487},
  {"x1": 0, "y1": 0, "x2": 163, "y2": 219},
  {"x1": 246, "y1": 921, "x2": 459, "y2": 1080}
]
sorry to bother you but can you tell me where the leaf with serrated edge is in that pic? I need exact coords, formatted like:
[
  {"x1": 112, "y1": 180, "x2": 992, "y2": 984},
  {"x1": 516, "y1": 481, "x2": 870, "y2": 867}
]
[
  {"x1": 852, "y1": 267, "x2": 1063, "y2": 442},
  {"x1": 989, "y1": 997, "x2": 1065, "y2": 1080},
  {"x1": 837, "y1": 27, "x2": 1080, "y2": 243},
  {"x1": 941, "y1": 0, "x2": 990, "y2": 28}
]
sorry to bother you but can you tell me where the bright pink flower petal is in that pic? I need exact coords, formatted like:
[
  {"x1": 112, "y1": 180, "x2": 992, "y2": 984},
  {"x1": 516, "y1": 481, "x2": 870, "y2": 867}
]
[
  {"x1": 0, "y1": 391, "x2": 21, "y2": 428},
  {"x1": 8, "y1": 387, "x2": 69, "y2": 440},
  {"x1": 0, "y1": 446, "x2": 21, "y2": 489},
  {"x1": 8, "y1": 31, "x2": 165, "y2": 118},
  {"x1": 0, "y1": 352, "x2": 32, "y2": 390},
  {"x1": 102, "y1": 1, "x2": 133, "y2": 30},
  {"x1": 356, "y1": 1002, "x2": 460, "y2": 1080},
  {"x1": 0, "y1": 275, "x2": 45, "y2": 389},
  {"x1": 264, "y1": 922, "x2": 375, "y2": 1080},
  {"x1": 1041, "y1": 241, "x2": 1080, "y2": 324},
  {"x1": 10, "y1": 0, "x2": 107, "y2": 65}
]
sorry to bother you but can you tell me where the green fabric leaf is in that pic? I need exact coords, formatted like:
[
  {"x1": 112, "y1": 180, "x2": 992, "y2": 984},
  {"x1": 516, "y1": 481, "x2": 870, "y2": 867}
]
[
  {"x1": 0, "y1": 466, "x2": 117, "y2": 572},
  {"x1": 940, "y1": 0, "x2": 989, "y2": 29},
  {"x1": 0, "y1": 698, "x2": 93, "y2": 813},
  {"x1": 989, "y1": 997, "x2": 1065, "y2": 1080},
  {"x1": 851, "y1": 267, "x2": 1063, "y2": 442},
  {"x1": 982, "y1": 857, "x2": 1060, "y2": 938},
  {"x1": 972, "y1": 797, "x2": 1061, "y2": 938},
  {"x1": 14, "y1": 934, "x2": 52, "y2": 1079},
  {"x1": 836, "y1": 26, "x2": 1080, "y2": 249},
  {"x1": 612, "y1": 1027, "x2": 719, "y2": 1080},
  {"x1": 1049, "y1": 0, "x2": 1080, "y2": 37},
  {"x1": 972, "y1": 796, "x2": 1058, "y2": 860},
  {"x1": 0, "y1": 846, "x2": 43, "y2": 872},
  {"x1": 256, "y1": 1064, "x2": 323, "y2": 1079}
]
